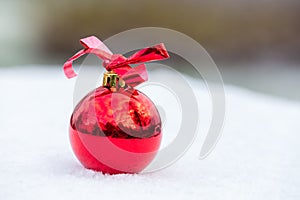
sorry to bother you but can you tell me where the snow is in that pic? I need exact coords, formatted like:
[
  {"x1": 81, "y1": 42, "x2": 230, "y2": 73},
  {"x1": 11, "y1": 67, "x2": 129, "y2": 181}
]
[{"x1": 0, "y1": 67, "x2": 299, "y2": 200}]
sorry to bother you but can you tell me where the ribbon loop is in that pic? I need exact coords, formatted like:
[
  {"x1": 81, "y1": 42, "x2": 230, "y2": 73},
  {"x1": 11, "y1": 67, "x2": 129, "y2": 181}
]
[
  {"x1": 127, "y1": 43, "x2": 169, "y2": 64},
  {"x1": 63, "y1": 36, "x2": 169, "y2": 87}
]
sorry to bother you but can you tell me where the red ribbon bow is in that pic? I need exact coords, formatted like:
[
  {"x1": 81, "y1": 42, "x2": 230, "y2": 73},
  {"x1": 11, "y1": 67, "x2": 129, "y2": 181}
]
[{"x1": 63, "y1": 36, "x2": 169, "y2": 87}]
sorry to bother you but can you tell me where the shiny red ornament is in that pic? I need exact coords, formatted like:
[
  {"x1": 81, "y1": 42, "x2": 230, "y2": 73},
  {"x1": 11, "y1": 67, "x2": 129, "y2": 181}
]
[{"x1": 63, "y1": 36, "x2": 169, "y2": 174}]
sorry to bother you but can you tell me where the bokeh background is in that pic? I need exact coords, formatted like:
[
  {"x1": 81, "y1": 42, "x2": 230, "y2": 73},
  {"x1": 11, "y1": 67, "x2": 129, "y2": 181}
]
[{"x1": 1, "y1": 0, "x2": 300, "y2": 100}]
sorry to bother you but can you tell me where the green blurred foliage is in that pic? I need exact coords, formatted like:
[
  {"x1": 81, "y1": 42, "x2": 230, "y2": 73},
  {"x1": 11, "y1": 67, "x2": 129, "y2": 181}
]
[
  {"x1": 1, "y1": 0, "x2": 299, "y2": 65},
  {"x1": 39, "y1": 0, "x2": 300, "y2": 64}
]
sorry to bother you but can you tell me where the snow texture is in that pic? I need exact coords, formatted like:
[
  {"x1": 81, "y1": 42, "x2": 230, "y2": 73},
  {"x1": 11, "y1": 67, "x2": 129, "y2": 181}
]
[{"x1": 0, "y1": 67, "x2": 299, "y2": 200}]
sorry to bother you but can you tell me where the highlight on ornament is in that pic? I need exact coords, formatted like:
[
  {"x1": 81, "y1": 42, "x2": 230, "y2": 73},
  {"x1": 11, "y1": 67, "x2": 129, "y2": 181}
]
[{"x1": 63, "y1": 36, "x2": 169, "y2": 174}]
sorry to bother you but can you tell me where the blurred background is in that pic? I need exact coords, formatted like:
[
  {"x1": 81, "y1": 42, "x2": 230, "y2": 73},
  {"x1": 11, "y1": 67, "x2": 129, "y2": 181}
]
[{"x1": 1, "y1": 0, "x2": 299, "y2": 100}]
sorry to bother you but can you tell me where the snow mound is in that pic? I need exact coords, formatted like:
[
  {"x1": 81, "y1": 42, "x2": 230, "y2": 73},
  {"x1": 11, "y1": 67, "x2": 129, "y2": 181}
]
[{"x1": 0, "y1": 67, "x2": 299, "y2": 200}]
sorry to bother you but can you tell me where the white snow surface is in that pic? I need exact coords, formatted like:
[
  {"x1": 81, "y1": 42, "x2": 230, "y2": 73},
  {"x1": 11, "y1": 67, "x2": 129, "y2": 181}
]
[{"x1": 0, "y1": 67, "x2": 299, "y2": 200}]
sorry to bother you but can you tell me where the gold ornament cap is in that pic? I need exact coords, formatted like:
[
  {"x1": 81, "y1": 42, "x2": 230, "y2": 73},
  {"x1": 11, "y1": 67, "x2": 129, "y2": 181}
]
[{"x1": 102, "y1": 71, "x2": 125, "y2": 91}]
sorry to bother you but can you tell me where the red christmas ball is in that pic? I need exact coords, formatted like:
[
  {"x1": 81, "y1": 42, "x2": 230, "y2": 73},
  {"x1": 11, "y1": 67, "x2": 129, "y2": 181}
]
[
  {"x1": 63, "y1": 36, "x2": 169, "y2": 174},
  {"x1": 69, "y1": 85, "x2": 162, "y2": 174}
]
